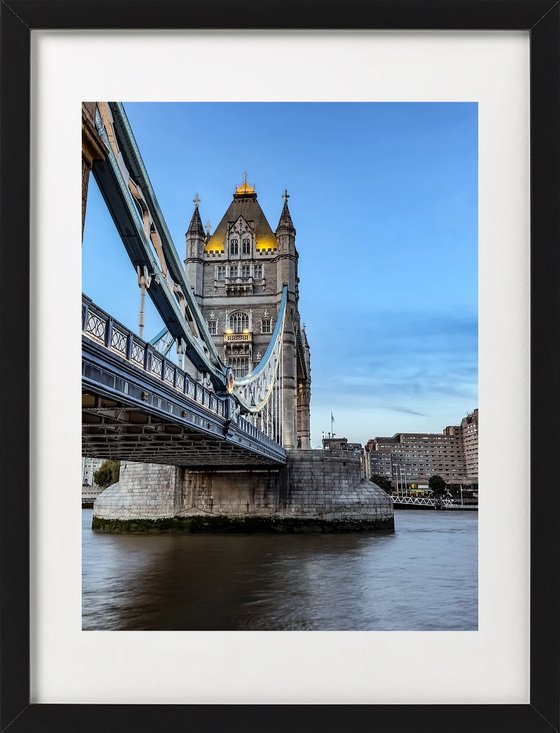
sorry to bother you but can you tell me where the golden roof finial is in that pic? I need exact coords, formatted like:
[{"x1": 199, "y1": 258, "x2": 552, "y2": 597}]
[{"x1": 235, "y1": 172, "x2": 256, "y2": 196}]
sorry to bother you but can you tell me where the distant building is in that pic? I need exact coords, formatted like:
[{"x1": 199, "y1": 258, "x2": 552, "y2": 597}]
[
  {"x1": 460, "y1": 408, "x2": 478, "y2": 481},
  {"x1": 366, "y1": 409, "x2": 478, "y2": 488},
  {"x1": 82, "y1": 456, "x2": 103, "y2": 487},
  {"x1": 323, "y1": 437, "x2": 363, "y2": 453},
  {"x1": 322, "y1": 436, "x2": 362, "y2": 453}
]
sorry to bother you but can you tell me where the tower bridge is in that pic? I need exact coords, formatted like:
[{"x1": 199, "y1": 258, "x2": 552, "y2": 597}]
[{"x1": 82, "y1": 101, "x2": 393, "y2": 531}]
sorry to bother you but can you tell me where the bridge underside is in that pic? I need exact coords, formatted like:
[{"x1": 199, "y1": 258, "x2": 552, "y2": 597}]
[{"x1": 83, "y1": 392, "x2": 284, "y2": 468}]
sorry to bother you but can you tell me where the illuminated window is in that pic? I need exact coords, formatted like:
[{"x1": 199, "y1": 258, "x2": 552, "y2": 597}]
[
  {"x1": 229, "y1": 311, "x2": 249, "y2": 333},
  {"x1": 230, "y1": 238, "x2": 239, "y2": 255}
]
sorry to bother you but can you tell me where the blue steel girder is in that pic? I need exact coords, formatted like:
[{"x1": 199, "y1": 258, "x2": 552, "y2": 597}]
[
  {"x1": 110, "y1": 103, "x2": 200, "y2": 313},
  {"x1": 91, "y1": 103, "x2": 224, "y2": 388},
  {"x1": 149, "y1": 326, "x2": 175, "y2": 356},
  {"x1": 82, "y1": 353, "x2": 286, "y2": 466},
  {"x1": 81, "y1": 294, "x2": 286, "y2": 464}
]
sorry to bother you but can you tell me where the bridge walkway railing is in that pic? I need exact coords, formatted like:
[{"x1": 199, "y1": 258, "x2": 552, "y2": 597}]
[{"x1": 82, "y1": 295, "x2": 284, "y2": 459}]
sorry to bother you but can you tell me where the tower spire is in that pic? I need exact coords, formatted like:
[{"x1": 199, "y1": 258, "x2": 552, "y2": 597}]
[
  {"x1": 276, "y1": 188, "x2": 295, "y2": 233},
  {"x1": 185, "y1": 194, "x2": 205, "y2": 301},
  {"x1": 187, "y1": 193, "x2": 204, "y2": 237}
]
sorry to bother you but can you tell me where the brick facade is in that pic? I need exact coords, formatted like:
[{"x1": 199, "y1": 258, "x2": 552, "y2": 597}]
[{"x1": 366, "y1": 408, "x2": 479, "y2": 486}]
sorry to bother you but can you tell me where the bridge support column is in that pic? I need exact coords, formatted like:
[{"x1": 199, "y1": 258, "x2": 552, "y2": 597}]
[
  {"x1": 92, "y1": 462, "x2": 186, "y2": 528},
  {"x1": 92, "y1": 451, "x2": 393, "y2": 532}
]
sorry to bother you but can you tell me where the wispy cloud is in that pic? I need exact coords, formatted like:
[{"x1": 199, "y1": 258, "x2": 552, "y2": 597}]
[{"x1": 310, "y1": 307, "x2": 477, "y2": 442}]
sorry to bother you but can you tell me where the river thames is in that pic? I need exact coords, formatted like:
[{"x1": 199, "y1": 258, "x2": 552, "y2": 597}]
[{"x1": 82, "y1": 508, "x2": 477, "y2": 631}]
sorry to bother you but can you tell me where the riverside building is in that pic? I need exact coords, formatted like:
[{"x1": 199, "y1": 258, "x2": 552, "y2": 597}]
[
  {"x1": 82, "y1": 456, "x2": 103, "y2": 487},
  {"x1": 366, "y1": 409, "x2": 478, "y2": 490}
]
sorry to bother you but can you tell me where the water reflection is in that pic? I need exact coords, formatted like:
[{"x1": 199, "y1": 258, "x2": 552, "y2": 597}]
[{"x1": 82, "y1": 509, "x2": 477, "y2": 631}]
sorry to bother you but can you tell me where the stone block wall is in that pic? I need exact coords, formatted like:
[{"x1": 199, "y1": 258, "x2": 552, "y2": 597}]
[
  {"x1": 94, "y1": 462, "x2": 186, "y2": 521},
  {"x1": 283, "y1": 449, "x2": 393, "y2": 521},
  {"x1": 93, "y1": 450, "x2": 394, "y2": 531},
  {"x1": 183, "y1": 449, "x2": 393, "y2": 528},
  {"x1": 183, "y1": 469, "x2": 280, "y2": 516}
]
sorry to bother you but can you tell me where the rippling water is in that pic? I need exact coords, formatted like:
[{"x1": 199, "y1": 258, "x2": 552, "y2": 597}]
[{"x1": 82, "y1": 509, "x2": 477, "y2": 631}]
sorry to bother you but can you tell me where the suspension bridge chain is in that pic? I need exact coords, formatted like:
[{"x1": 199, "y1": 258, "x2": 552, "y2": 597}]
[{"x1": 89, "y1": 101, "x2": 287, "y2": 433}]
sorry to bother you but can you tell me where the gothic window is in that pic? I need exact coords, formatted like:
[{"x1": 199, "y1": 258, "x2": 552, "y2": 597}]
[
  {"x1": 242, "y1": 238, "x2": 251, "y2": 254},
  {"x1": 230, "y1": 238, "x2": 239, "y2": 255},
  {"x1": 208, "y1": 320, "x2": 218, "y2": 335},
  {"x1": 216, "y1": 265, "x2": 226, "y2": 281},
  {"x1": 241, "y1": 264, "x2": 251, "y2": 278},
  {"x1": 229, "y1": 311, "x2": 249, "y2": 333},
  {"x1": 229, "y1": 265, "x2": 238, "y2": 278},
  {"x1": 261, "y1": 318, "x2": 272, "y2": 334},
  {"x1": 254, "y1": 264, "x2": 263, "y2": 279},
  {"x1": 228, "y1": 356, "x2": 250, "y2": 378}
]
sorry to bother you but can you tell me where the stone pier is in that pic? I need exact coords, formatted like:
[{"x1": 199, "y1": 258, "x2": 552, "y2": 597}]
[{"x1": 92, "y1": 449, "x2": 394, "y2": 532}]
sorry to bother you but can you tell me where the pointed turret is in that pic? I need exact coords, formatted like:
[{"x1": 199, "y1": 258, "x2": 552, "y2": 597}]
[
  {"x1": 275, "y1": 188, "x2": 297, "y2": 269},
  {"x1": 276, "y1": 189, "x2": 296, "y2": 234},
  {"x1": 187, "y1": 195, "x2": 205, "y2": 238},
  {"x1": 185, "y1": 194, "x2": 205, "y2": 302}
]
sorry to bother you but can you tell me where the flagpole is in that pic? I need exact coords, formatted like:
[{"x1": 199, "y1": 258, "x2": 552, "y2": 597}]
[{"x1": 330, "y1": 412, "x2": 334, "y2": 438}]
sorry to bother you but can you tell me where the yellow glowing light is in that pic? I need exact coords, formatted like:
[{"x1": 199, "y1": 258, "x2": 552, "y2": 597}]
[
  {"x1": 225, "y1": 329, "x2": 233, "y2": 334},
  {"x1": 243, "y1": 329, "x2": 249, "y2": 334},
  {"x1": 204, "y1": 239, "x2": 224, "y2": 254},
  {"x1": 234, "y1": 173, "x2": 256, "y2": 196},
  {"x1": 255, "y1": 235, "x2": 277, "y2": 251},
  {"x1": 235, "y1": 181, "x2": 256, "y2": 195}
]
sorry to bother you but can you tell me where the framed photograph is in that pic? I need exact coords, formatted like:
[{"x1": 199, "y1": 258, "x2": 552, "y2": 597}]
[{"x1": 1, "y1": 1, "x2": 558, "y2": 731}]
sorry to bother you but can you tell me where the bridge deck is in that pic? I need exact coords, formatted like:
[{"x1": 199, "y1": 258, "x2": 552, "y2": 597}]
[{"x1": 82, "y1": 297, "x2": 286, "y2": 467}]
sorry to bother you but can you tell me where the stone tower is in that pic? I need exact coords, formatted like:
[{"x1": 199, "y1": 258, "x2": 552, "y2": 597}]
[{"x1": 184, "y1": 177, "x2": 311, "y2": 449}]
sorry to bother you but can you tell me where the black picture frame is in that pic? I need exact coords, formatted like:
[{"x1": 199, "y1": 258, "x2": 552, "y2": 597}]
[{"x1": 1, "y1": 1, "x2": 558, "y2": 731}]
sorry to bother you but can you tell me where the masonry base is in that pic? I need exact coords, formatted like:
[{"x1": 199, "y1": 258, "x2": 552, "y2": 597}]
[{"x1": 92, "y1": 449, "x2": 394, "y2": 533}]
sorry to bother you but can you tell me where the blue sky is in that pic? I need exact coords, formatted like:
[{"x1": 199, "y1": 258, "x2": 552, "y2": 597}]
[{"x1": 83, "y1": 102, "x2": 477, "y2": 446}]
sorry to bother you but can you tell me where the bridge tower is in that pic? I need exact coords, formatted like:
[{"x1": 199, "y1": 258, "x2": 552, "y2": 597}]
[{"x1": 184, "y1": 178, "x2": 311, "y2": 449}]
